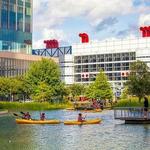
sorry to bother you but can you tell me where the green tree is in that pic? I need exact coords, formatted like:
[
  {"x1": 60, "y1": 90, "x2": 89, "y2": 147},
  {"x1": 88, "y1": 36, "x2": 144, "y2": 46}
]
[
  {"x1": 127, "y1": 61, "x2": 150, "y2": 102},
  {"x1": 32, "y1": 82, "x2": 54, "y2": 102},
  {"x1": 121, "y1": 86, "x2": 129, "y2": 99},
  {"x1": 0, "y1": 77, "x2": 23, "y2": 101},
  {"x1": 16, "y1": 76, "x2": 33, "y2": 101},
  {"x1": 25, "y1": 58, "x2": 63, "y2": 102},
  {"x1": 69, "y1": 83, "x2": 85, "y2": 98},
  {"x1": 0, "y1": 77, "x2": 10, "y2": 99},
  {"x1": 86, "y1": 70, "x2": 113, "y2": 100}
]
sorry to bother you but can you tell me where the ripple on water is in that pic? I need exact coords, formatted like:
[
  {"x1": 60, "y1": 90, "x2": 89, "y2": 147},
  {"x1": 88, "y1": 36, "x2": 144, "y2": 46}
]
[{"x1": 0, "y1": 110, "x2": 150, "y2": 150}]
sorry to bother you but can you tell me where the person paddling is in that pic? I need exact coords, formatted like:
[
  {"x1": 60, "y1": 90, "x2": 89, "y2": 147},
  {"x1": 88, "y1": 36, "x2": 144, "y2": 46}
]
[
  {"x1": 22, "y1": 112, "x2": 31, "y2": 120},
  {"x1": 78, "y1": 113, "x2": 86, "y2": 122},
  {"x1": 40, "y1": 113, "x2": 46, "y2": 120}
]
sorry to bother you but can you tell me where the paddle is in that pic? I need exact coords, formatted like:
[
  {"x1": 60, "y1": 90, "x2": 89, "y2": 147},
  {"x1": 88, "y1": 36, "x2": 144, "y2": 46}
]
[
  {"x1": 13, "y1": 113, "x2": 23, "y2": 118},
  {"x1": 20, "y1": 111, "x2": 25, "y2": 115},
  {"x1": 81, "y1": 114, "x2": 87, "y2": 120}
]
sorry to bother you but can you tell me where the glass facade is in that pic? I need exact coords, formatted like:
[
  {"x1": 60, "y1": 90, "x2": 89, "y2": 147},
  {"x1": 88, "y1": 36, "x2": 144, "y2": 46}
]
[
  {"x1": 0, "y1": 0, "x2": 32, "y2": 54},
  {"x1": 0, "y1": 57, "x2": 33, "y2": 77}
]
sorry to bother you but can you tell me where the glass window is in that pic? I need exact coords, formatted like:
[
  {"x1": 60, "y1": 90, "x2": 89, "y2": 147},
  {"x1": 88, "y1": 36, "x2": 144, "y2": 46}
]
[
  {"x1": 74, "y1": 56, "x2": 81, "y2": 63},
  {"x1": 82, "y1": 56, "x2": 88, "y2": 63}
]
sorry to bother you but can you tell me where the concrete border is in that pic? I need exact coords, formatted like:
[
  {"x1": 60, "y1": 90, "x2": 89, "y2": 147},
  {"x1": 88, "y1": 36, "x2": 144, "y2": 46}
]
[{"x1": 0, "y1": 110, "x2": 8, "y2": 115}]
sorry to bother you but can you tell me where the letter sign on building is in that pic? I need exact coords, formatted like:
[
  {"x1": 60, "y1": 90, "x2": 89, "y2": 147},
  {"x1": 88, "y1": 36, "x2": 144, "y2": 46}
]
[
  {"x1": 140, "y1": 26, "x2": 150, "y2": 37},
  {"x1": 79, "y1": 33, "x2": 89, "y2": 43},
  {"x1": 121, "y1": 71, "x2": 130, "y2": 77},
  {"x1": 81, "y1": 73, "x2": 89, "y2": 78},
  {"x1": 44, "y1": 39, "x2": 59, "y2": 49}
]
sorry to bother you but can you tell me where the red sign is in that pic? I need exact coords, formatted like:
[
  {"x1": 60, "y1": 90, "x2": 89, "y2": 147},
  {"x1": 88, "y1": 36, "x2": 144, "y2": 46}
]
[
  {"x1": 140, "y1": 26, "x2": 150, "y2": 37},
  {"x1": 121, "y1": 71, "x2": 130, "y2": 77},
  {"x1": 81, "y1": 73, "x2": 89, "y2": 78},
  {"x1": 79, "y1": 33, "x2": 89, "y2": 43},
  {"x1": 44, "y1": 39, "x2": 59, "y2": 48}
]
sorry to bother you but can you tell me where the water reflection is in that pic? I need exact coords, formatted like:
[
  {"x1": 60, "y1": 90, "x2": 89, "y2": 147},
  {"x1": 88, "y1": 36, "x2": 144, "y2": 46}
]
[{"x1": 0, "y1": 110, "x2": 150, "y2": 150}]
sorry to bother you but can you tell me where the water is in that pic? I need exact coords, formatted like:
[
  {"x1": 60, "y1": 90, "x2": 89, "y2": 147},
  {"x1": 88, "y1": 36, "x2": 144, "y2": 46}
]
[{"x1": 0, "y1": 110, "x2": 150, "y2": 150}]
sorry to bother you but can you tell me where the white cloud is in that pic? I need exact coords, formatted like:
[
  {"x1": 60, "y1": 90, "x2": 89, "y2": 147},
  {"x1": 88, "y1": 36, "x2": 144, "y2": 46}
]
[
  {"x1": 139, "y1": 14, "x2": 150, "y2": 26},
  {"x1": 33, "y1": 39, "x2": 45, "y2": 49},
  {"x1": 33, "y1": 28, "x2": 67, "y2": 49},
  {"x1": 33, "y1": 0, "x2": 134, "y2": 30},
  {"x1": 33, "y1": 0, "x2": 149, "y2": 48},
  {"x1": 101, "y1": 34, "x2": 137, "y2": 42}
]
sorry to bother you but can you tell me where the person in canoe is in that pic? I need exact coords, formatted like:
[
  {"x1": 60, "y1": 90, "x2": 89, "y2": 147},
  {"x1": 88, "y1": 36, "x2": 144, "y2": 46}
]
[
  {"x1": 22, "y1": 112, "x2": 31, "y2": 120},
  {"x1": 40, "y1": 113, "x2": 46, "y2": 120},
  {"x1": 78, "y1": 113, "x2": 86, "y2": 122}
]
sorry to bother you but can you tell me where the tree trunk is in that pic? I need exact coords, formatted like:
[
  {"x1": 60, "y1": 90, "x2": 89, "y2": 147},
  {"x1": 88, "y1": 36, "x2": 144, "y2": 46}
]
[{"x1": 139, "y1": 96, "x2": 142, "y2": 103}]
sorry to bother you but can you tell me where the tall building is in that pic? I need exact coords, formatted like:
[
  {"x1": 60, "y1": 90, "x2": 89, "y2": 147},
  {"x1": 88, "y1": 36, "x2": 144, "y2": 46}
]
[
  {"x1": 70, "y1": 37, "x2": 150, "y2": 96},
  {"x1": 0, "y1": 0, "x2": 58, "y2": 78},
  {"x1": 0, "y1": 0, "x2": 32, "y2": 54}
]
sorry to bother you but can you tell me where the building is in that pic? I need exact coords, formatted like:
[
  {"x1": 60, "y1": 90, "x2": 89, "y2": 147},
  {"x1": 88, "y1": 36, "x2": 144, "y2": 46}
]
[
  {"x1": 71, "y1": 37, "x2": 150, "y2": 95},
  {"x1": 32, "y1": 29, "x2": 150, "y2": 96},
  {"x1": 32, "y1": 46, "x2": 73, "y2": 83},
  {"x1": 0, "y1": 52, "x2": 58, "y2": 77},
  {"x1": 0, "y1": 0, "x2": 59, "y2": 77},
  {"x1": 0, "y1": 0, "x2": 32, "y2": 54}
]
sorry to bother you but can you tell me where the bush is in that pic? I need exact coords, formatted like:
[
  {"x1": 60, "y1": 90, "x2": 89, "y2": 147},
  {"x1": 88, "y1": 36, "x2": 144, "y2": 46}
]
[
  {"x1": 113, "y1": 96, "x2": 150, "y2": 107},
  {"x1": 0, "y1": 102, "x2": 72, "y2": 111}
]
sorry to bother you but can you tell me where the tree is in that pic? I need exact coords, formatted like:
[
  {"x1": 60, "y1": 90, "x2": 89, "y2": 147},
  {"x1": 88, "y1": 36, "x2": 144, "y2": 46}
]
[
  {"x1": 127, "y1": 61, "x2": 150, "y2": 102},
  {"x1": 25, "y1": 58, "x2": 64, "y2": 102},
  {"x1": 121, "y1": 86, "x2": 129, "y2": 100},
  {"x1": 86, "y1": 70, "x2": 113, "y2": 100},
  {"x1": 0, "y1": 77, "x2": 23, "y2": 101},
  {"x1": 32, "y1": 82, "x2": 54, "y2": 102},
  {"x1": 69, "y1": 83, "x2": 86, "y2": 98},
  {"x1": 0, "y1": 77, "x2": 10, "y2": 100}
]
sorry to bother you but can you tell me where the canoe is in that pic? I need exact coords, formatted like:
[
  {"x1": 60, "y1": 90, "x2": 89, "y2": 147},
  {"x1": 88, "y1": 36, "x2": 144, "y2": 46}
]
[
  {"x1": 16, "y1": 119, "x2": 61, "y2": 124},
  {"x1": 64, "y1": 119, "x2": 101, "y2": 125}
]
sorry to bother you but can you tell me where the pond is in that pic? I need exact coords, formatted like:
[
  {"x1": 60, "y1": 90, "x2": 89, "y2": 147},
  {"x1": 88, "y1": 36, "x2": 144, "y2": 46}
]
[{"x1": 0, "y1": 110, "x2": 150, "y2": 150}]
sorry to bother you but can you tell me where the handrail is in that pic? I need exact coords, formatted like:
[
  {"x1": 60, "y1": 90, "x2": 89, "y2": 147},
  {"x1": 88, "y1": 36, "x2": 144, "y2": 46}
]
[{"x1": 114, "y1": 107, "x2": 150, "y2": 120}]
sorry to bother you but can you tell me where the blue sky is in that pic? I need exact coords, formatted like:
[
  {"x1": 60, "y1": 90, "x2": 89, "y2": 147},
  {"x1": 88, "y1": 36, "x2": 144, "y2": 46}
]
[{"x1": 33, "y1": 0, "x2": 150, "y2": 49}]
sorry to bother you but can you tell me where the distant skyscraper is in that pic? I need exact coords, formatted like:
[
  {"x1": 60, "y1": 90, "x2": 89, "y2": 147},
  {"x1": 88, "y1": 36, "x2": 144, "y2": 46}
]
[{"x1": 0, "y1": 0, "x2": 32, "y2": 54}]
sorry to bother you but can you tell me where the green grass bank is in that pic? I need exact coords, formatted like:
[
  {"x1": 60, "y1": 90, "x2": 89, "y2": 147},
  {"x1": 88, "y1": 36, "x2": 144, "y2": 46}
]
[
  {"x1": 113, "y1": 97, "x2": 150, "y2": 107},
  {"x1": 0, "y1": 102, "x2": 72, "y2": 111}
]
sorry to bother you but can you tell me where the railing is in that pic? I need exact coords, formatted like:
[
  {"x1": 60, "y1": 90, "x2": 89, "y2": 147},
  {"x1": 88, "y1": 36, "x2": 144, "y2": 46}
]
[{"x1": 114, "y1": 107, "x2": 150, "y2": 120}]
